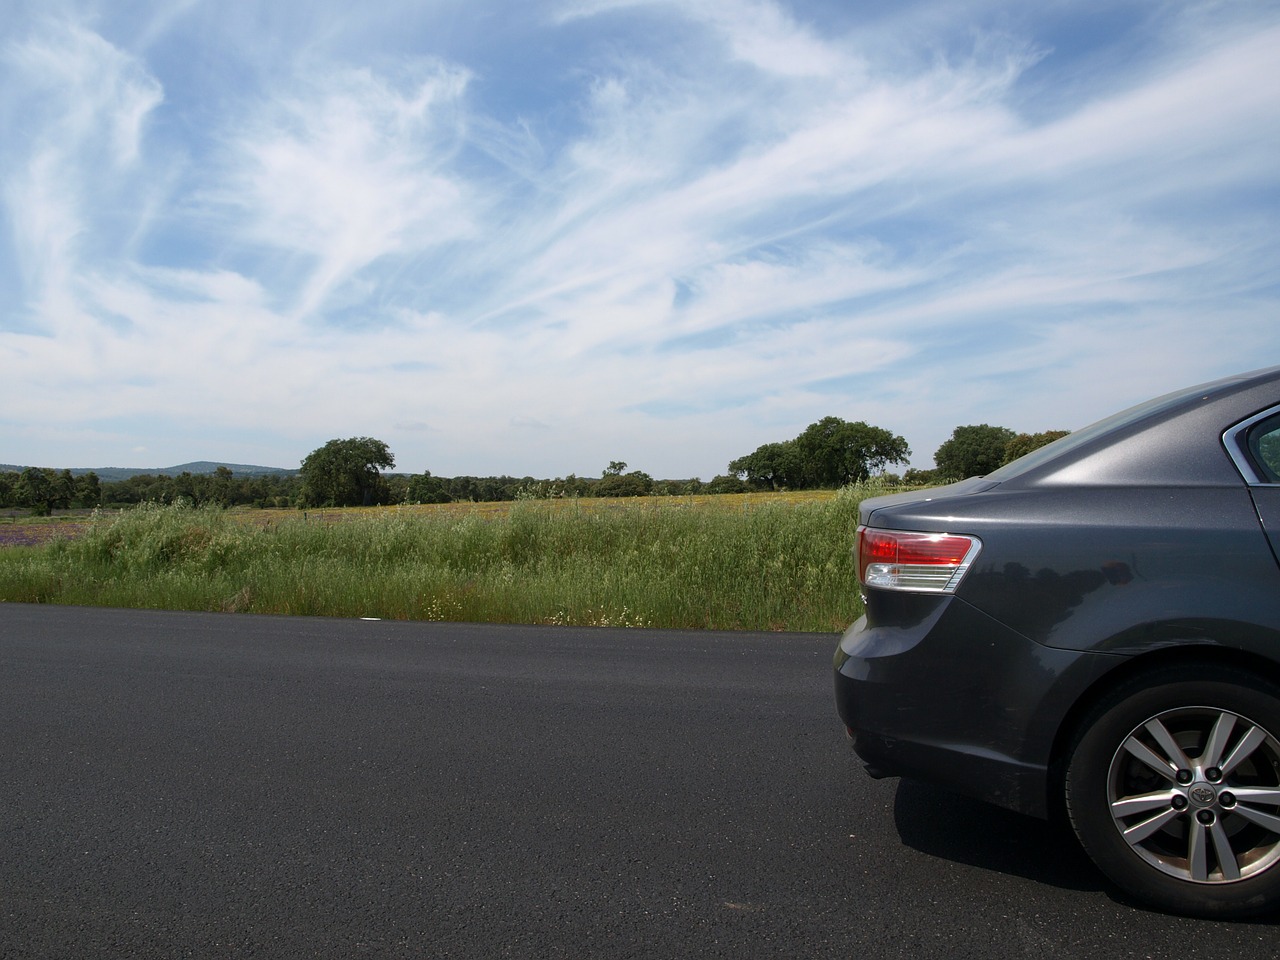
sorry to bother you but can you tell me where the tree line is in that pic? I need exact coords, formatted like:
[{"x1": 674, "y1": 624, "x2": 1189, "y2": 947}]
[
  {"x1": 290, "y1": 423, "x2": 1068, "y2": 507},
  {"x1": 1, "y1": 419, "x2": 1069, "y2": 514},
  {"x1": 917, "y1": 425, "x2": 1071, "y2": 486},
  {"x1": 0, "y1": 465, "x2": 297, "y2": 515},
  {"x1": 0, "y1": 460, "x2": 708, "y2": 513},
  {"x1": 723, "y1": 418, "x2": 1068, "y2": 491}
]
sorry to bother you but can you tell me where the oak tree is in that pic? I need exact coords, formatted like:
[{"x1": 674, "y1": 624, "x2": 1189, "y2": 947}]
[
  {"x1": 934, "y1": 424, "x2": 1016, "y2": 480},
  {"x1": 299, "y1": 437, "x2": 396, "y2": 507}
]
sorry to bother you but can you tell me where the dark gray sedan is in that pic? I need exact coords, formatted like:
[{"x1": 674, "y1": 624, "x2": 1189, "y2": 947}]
[{"x1": 835, "y1": 365, "x2": 1280, "y2": 918}]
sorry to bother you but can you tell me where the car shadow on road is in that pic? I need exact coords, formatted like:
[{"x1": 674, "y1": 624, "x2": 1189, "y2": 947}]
[
  {"x1": 892, "y1": 778, "x2": 1280, "y2": 924},
  {"x1": 891, "y1": 778, "x2": 1102, "y2": 892}
]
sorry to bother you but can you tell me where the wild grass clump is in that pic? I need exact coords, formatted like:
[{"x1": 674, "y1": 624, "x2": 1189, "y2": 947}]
[{"x1": 0, "y1": 486, "x2": 887, "y2": 631}]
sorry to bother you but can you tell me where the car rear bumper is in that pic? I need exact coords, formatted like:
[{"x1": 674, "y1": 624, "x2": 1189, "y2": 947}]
[{"x1": 834, "y1": 596, "x2": 1115, "y2": 819}]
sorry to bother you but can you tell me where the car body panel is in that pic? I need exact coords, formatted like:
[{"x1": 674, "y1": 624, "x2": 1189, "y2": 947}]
[
  {"x1": 1251, "y1": 486, "x2": 1280, "y2": 563},
  {"x1": 835, "y1": 597, "x2": 1124, "y2": 817},
  {"x1": 943, "y1": 487, "x2": 1279, "y2": 654},
  {"x1": 834, "y1": 365, "x2": 1280, "y2": 822}
]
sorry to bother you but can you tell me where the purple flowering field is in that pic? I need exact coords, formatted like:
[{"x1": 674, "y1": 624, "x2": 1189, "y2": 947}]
[{"x1": 0, "y1": 519, "x2": 89, "y2": 548}]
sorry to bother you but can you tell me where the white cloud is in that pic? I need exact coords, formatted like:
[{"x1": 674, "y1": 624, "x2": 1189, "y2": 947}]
[
  {"x1": 557, "y1": 0, "x2": 847, "y2": 76},
  {"x1": 693, "y1": 0, "x2": 849, "y2": 77},
  {"x1": 975, "y1": 20, "x2": 1280, "y2": 187},
  {"x1": 4, "y1": 21, "x2": 162, "y2": 165},
  {"x1": 1, "y1": 0, "x2": 1278, "y2": 477},
  {"x1": 213, "y1": 63, "x2": 475, "y2": 319},
  {"x1": 2, "y1": 21, "x2": 162, "y2": 326}
]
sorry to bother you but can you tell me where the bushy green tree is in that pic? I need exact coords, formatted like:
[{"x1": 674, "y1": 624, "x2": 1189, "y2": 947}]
[
  {"x1": 597, "y1": 462, "x2": 654, "y2": 497},
  {"x1": 729, "y1": 441, "x2": 803, "y2": 490},
  {"x1": 706, "y1": 474, "x2": 748, "y2": 494},
  {"x1": 406, "y1": 470, "x2": 452, "y2": 504},
  {"x1": 653, "y1": 478, "x2": 703, "y2": 495},
  {"x1": 1002, "y1": 430, "x2": 1071, "y2": 465},
  {"x1": 792, "y1": 417, "x2": 911, "y2": 487},
  {"x1": 903, "y1": 467, "x2": 939, "y2": 486},
  {"x1": 727, "y1": 417, "x2": 910, "y2": 490},
  {"x1": 299, "y1": 437, "x2": 396, "y2": 507},
  {"x1": 15, "y1": 467, "x2": 61, "y2": 515},
  {"x1": 934, "y1": 424, "x2": 1016, "y2": 480}
]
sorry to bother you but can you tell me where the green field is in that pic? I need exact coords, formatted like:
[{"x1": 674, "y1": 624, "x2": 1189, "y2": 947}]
[{"x1": 0, "y1": 487, "x2": 884, "y2": 632}]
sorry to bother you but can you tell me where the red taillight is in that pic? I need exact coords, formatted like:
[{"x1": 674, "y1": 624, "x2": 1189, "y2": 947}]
[{"x1": 857, "y1": 526, "x2": 981, "y2": 593}]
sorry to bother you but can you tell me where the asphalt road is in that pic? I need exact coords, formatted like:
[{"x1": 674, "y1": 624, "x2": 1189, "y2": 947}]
[{"x1": 2, "y1": 604, "x2": 1277, "y2": 959}]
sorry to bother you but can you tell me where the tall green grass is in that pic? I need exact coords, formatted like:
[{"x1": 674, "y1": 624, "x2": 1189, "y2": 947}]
[{"x1": 0, "y1": 487, "x2": 885, "y2": 631}]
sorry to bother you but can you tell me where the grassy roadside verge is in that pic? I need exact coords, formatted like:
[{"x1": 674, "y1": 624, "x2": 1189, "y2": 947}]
[{"x1": 0, "y1": 487, "x2": 880, "y2": 632}]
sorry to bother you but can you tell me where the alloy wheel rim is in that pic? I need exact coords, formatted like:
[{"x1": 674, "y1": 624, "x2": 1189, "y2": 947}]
[{"x1": 1107, "y1": 705, "x2": 1280, "y2": 883}]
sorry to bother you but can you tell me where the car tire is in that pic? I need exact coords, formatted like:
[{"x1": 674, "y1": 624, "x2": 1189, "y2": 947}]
[{"x1": 1065, "y1": 665, "x2": 1280, "y2": 919}]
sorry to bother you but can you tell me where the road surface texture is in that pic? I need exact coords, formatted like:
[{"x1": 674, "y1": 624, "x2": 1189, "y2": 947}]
[{"x1": 2, "y1": 604, "x2": 1276, "y2": 958}]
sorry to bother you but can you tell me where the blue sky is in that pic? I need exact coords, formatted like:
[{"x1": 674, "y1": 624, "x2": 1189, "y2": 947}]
[{"x1": 3, "y1": 0, "x2": 1279, "y2": 478}]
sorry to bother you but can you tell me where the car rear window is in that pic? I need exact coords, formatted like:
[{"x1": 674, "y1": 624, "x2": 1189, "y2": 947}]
[{"x1": 1248, "y1": 414, "x2": 1280, "y2": 482}]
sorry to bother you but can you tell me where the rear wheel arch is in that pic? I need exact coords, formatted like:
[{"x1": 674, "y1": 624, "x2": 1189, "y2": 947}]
[{"x1": 1046, "y1": 645, "x2": 1280, "y2": 819}]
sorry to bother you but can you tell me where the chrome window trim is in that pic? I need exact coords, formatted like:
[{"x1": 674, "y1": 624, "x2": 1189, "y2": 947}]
[{"x1": 1223, "y1": 404, "x2": 1280, "y2": 486}]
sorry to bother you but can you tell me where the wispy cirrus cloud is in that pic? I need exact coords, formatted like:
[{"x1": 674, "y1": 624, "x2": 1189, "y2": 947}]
[
  {"x1": 1, "y1": 0, "x2": 1277, "y2": 476},
  {"x1": 212, "y1": 62, "x2": 476, "y2": 319},
  {"x1": 2, "y1": 21, "x2": 162, "y2": 325}
]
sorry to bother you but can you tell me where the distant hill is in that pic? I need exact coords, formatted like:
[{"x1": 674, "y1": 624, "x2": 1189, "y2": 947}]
[{"x1": 0, "y1": 462, "x2": 296, "y2": 482}]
